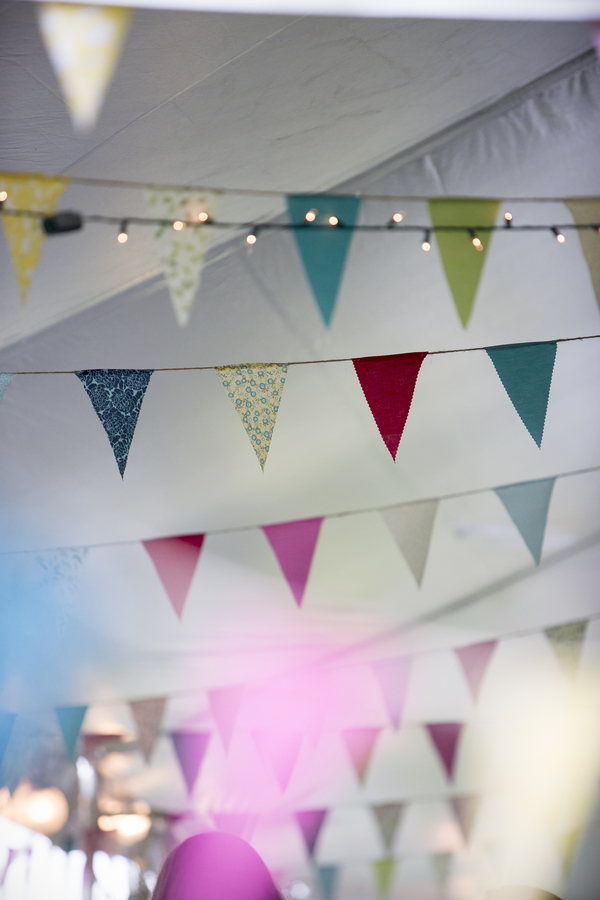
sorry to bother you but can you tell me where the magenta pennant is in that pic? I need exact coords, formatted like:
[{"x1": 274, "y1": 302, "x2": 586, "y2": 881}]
[
  {"x1": 143, "y1": 534, "x2": 205, "y2": 619},
  {"x1": 262, "y1": 518, "x2": 323, "y2": 607},
  {"x1": 353, "y1": 352, "x2": 427, "y2": 460},
  {"x1": 426, "y1": 723, "x2": 463, "y2": 781},
  {"x1": 342, "y1": 728, "x2": 381, "y2": 783},
  {"x1": 450, "y1": 796, "x2": 480, "y2": 843},
  {"x1": 296, "y1": 809, "x2": 328, "y2": 857},
  {"x1": 208, "y1": 685, "x2": 245, "y2": 753},
  {"x1": 171, "y1": 730, "x2": 211, "y2": 795},
  {"x1": 455, "y1": 641, "x2": 496, "y2": 702},
  {"x1": 253, "y1": 730, "x2": 303, "y2": 791},
  {"x1": 371, "y1": 657, "x2": 411, "y2": 729}
]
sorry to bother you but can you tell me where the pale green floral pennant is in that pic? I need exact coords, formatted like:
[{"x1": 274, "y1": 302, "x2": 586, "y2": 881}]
[{"x1": 145, "y1": 188, "x2": 222, "y2": 326}]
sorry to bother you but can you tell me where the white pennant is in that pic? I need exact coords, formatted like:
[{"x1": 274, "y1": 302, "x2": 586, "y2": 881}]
[
  {"x1": 145, "y1": 189, "x2": 222, "y2": 326},
  {"x1": 380, "y1": 500, "x2": 439, "y2": 586}
]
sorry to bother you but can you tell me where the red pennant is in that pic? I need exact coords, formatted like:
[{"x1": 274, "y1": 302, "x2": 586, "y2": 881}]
[
  {"x1": 253, "y1": 730, "x2": 303, "y2": 791},
  {"x1": 262, "y1": 518, "x2": 323, "y2": 607},
  {"x1": 143, "y1": 534, "x2": 205, "y2": 618},
  {"x1": 342, "y1": 728, "x2": 381, "y2": 783},
  {"x1": 208, "y1": 686, "x2": 244, "y2": 753},
  {"x1": 353, "y1": 352, "x2": 427, "y2": 460},
  {"x1": 426, "y1": 723, "x2": 463, "y2": 781},
  {"x1": 296, "y1": 809, "x2": 328, "y2": 857},
  {"x1": 371, "y1": 657, "x2": 411, "y2": 729},
  {"x1": 455, "y1": 641, "x2": 496, "y2": 701}
]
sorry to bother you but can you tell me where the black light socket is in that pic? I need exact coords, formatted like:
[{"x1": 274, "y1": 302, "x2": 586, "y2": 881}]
[{"x1": 42, "y1": 211, "x2": 83, "y2": 235}]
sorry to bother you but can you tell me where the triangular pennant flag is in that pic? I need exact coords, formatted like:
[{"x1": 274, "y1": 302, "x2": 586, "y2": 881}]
[
  {"x1": 38, "y1": 3, "x2": 131, "y2": 131},
  {"x1": 545, "y1": 619, "x2": 589, "y2": 678},
  {"x1": 212, "y1": 813, "x2": 257, "y2": 840},
  {"x1": 428, "y1": 199, "x2": 500, "y2": 327},
  {"x1": 450, "y1": 796, "x2": 480, "y2": 843},
  {"x1": 565, "y1": 198, "x2": 600, "y2": 311},
  {"x1": 455, "y1": 641, "x2": 496, "y2": 702},
  {"x1": 561, "y1": 829, "x2": 580, "y2": 877},
  {"x1": 55, "y1": 706, "x2": 87, "y2": 762},
  {"x1": 372, "y1": 858, "x2": 396, "y2": 899},
  {"x1": 341, "y1": 728, "x2": 381, "y2": 784},
  {"x1": 371, "y1": 658, "x2": 411, "y2": 729},
  {"x1": 287, "y1": 195, "x2": 361, "y2": 325},
  {"x1": 253, "y1": 730, "x2": 303, "y2": 791},
  {"x1": 143, "y1": 534, "x2": 205, "y2": 619},
  {"x1": 0, "y1": 375, "x2": 15, "y2": 405},
  {"x1": 494, "y1": 477, "x2": 555, "y2": 565},
  {"x1": 486, "y1": 342, "x2": 557, "y2": 447},
  {"x1": 76, "y1": 369, "x2": 152, "y2": 477},
  {"x1": 425, "y1": 723, "x2": 463, "y2": 781},
  {"x1": 380, "y1": 499, "x2": 438, "y2": 585},
  {"x1": 0, "y1": 173, "x2": 68, "y2": 301},
  {"x1": 295, "y1": 809, "x2": 328, "y2": 857},
  {"x1": 129, "y1": 697, "x2": 166, "y2": 764},
  {"x1": 317, "y1": 865, "x2": 338, "y2": 900},
  {"x1": 372, "y1": 804, "x2": 404, "y2": 854},
  {"x1": 431, "y1": 852, "x2": 452, "y2": 888},
  {"x1": 0, "y1": 714, "x2": 16, "y2": 768},
  {"x1": 353, "y1": 353, "x2": 427, "y2": 461},
  {"x1": 145, "y1": 189, "x2": 222, "y2": 326},
  {"x1": 171, "y1": 731, "x2": 211, "y2": 795},
  {"x1": 216, "y1": 364, "x2": 288, "y2": 470},
  {"x1": 262, "y1": 518, "x2": 323, "y2": 607},
  {"x1": 208, "y1": 685, "x2": 244, "y2": 753}
]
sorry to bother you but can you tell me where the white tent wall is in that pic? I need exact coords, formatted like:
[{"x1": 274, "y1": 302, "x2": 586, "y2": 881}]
[{"x1": 0, "y1": 8, "x2": 599, "y2": 900}]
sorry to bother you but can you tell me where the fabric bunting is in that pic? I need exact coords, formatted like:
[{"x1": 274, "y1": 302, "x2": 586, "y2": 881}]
[
  {"x1": 212, "y1": 813, "x2": 257, "y2": 840},
  {"x1": 129, "y1": 697, "x2": 166, "y2": 763},
  {"x1": 431, "y1": 852, "x2": 452, "y2": 887},
  {"x1": 145, "y1": 188, "x2": 222, "y2": 326},
  {"x1": 425, "y1": 722, "x2": 463, "y2": 781},
  {"x1": 171, "y1": 730, "x2": 211, "y2": 795},
  {"x1": 76, "y1": 369, "x2": 152, "y2": 477},
  {"x1": 494, "y1": 477, "x2": 555, "y2": 565},
  {"x1": 372, "y1": 803, "x2": 404, "y2": 854},
  {"x1": 545, "y1": 619, "x2": 588, "y2": 678},
  {"x1": 353, "y1": 352, "x2": 427, "y2": 461},
  {"x1": 342, "y1": 728, "x2": 381, "y2": 783},
  {"x1": 143, "y1": 534, "x2": 205, "y2": 619},
  {"x1": 55, "y1": 705, "x2": 87, "y2": 762},
  {"x1": 0, "y1": 714, "x2": 16, "y2": 768},
  {"x1": 371, "y1": 658, "x2": 411, "y2": 729},
  {"x1": 38, "y1": 3, "x2": 131, "y2": 131},
  {"x1": 216, "y1": 364, "x2": 287, "y2": 470},
  {"x1": 0, "y1": 375, "x2": 15, "y2": 405},
  {"x1": 253, "y1": 730, "x2": 303, "y2": 791},
  {"x1": 262, "y1": 518, "x2": 323, "y2": 607},
  {"x1": 295, "y1": 809, "x2": 328, "y2": 857},
  {"x1": 486, "y1": 341, "x2": 557, "y2": 446},
  {"x1": 450, "y1": 795, "x2": 480, "y2": 842},
  {"x1": 380, "y1": 500, "x2": 438, "y2": 585},
  {"x1": 208, "y1": 685, "x2": 245, "y2": 753},
  {"x1": 317, "y1": 865, "x2": 338, "y2": 900},
  {"x1": 565, "y1": 198, "x2": 600, "y2": 311},
  {"x1": 372, "y1": 858, "x2": 396, "y2": 899},
  {"x1": 0, "y1": 173, "x2": 68, "y2": 301},
  {"x1": 287, "y1": 195, "x2": 361, "y2": 325},
  {"x1": 455, "y1": 641, "x2": 496, "y2": 702},
  {"x1": 428, "y1": 199, "x2": 500, "y2": 327}
]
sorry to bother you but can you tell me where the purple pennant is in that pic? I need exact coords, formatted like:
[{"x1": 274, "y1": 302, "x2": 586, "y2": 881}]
[
  {"x1": 425, "y1": 723, "x2": 463, "y2": 780},
  {"x1": 455, "y1": 641, "x2": 496, "y2": 702},
  {"x1": 296, "y1": 809, "x2": 328, "y2": 857},
  {"x1": 171, "y1": 731, "x2": 211, "y2": 795},
  {"x1": 371, "y1": 657, "x2": 411, "y2": 728}
]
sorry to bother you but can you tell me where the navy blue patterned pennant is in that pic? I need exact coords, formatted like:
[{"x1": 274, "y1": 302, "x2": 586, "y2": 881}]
[{"x1": 76, "y1": 369, "x2": 153, "y2": 477}]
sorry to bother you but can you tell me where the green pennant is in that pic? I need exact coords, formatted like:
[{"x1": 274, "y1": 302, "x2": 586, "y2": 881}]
[
  {"x1": 494, "y1": 477, "x2": 555, "y2": 565},
  {"x1": 545, "y1": 619, "x2": 588, "y2": 678},
  {"x1": 564, "y1": 198, "x2": 600, "y2": 312},
  {"x1": 56, "y1": 706, "x2": 88, "y2": 762},
  {"x1": 428, "y1": 199, "x2": 500, "y2": 327},
  {"x1": 372, "y1": 858, "x2": 396, "y2": 898}
]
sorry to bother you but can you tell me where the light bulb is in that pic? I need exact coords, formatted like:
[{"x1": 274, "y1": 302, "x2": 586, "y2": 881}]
[
  {"x1": 504, "y1": 211, "x2": 513, "y2": 221},
  {"x1": 246, "y1": 233, "x2": 257, "y2": 245},
  {"x1": 552, "y1": 227, "x2": 565, "y2": 243},
  {"x1": 305, "y1": 210, "x2": 317, "y2": 222},
  {"x1": 328, "y1": 216, "x2": 338, "y2": 226},
  {"x1": 472, "y1": 236, "x2": 482, "y2": 250},
  {"x1": 198, "y1": 211, "x2": 209, "y2": 222},
  {"x1": 0, "y1": 191, "x2": 7, "y2": 202},
  {"x1": 392, "y1": 211, "x2": 405, "y2": 223},
  {"x1": 172, "y1": 220, "x2": 185, "y2": 231},
  {"x1": 422, "y1": 240, "x2": 431, "y2": 251},
  {"x1": 117, "y1": 220, "x2": 128, "y2": 243}
]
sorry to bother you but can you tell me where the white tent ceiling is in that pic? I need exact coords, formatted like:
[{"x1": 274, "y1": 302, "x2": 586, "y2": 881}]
[{"x1": 1, "y1": 4, "x2": 600, "y2": 899}]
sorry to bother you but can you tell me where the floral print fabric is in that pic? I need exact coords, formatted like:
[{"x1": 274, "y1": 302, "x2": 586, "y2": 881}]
[
  {"x1": 76, "y1": 369, "x2": 152, "y2": 477},
  {"x1": 216, "y1": 364, "x2": 288, "y2": 470}
]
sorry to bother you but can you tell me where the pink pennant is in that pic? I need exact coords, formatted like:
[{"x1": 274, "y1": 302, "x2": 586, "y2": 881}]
[
  {"x1": 253, "y1": 730, "x2": 303, "y2": 791},
  {"x1": 212, "y1": 813, "x2": 258, "y2": 840},
  {"x1": 171, "y1": 730, "x2": 211, "y2": 795},
  {"x1": 426, "y1": 723, "x2": 463, "y2": 781},
  {"x1": 143, "y1": 534, "x2": 205, "y2": 618},
  {"x1": 296, "y1": 809, "x2": 328, "y2": 857},
  {"x1": 262, "y1": 518, "x2": 323, "y2": 607},
  {"x1": 208, "y1": 685, "x2": 244, "y2": 753},
  {"x1": 342, "y1": 728, "x2": 381, "y2": 783},
  {"x1": 371, "y1": 657, "x2": 411, "y2": 729},
  {"x1": 353, "y1": 352, "x2": 427, "y2": 460},
  {"x1": 455, "y1": 641, "x2": 496, "y2": 702}
]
